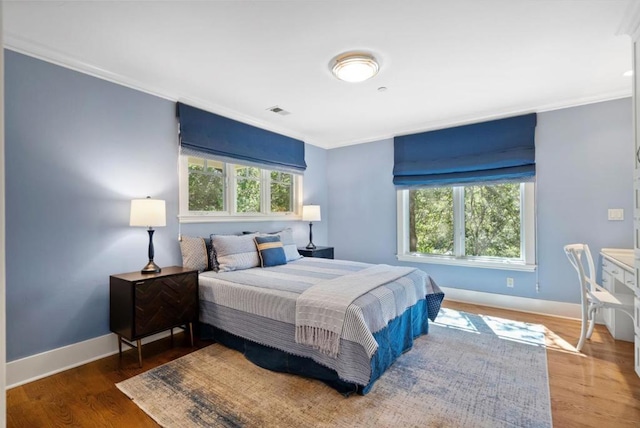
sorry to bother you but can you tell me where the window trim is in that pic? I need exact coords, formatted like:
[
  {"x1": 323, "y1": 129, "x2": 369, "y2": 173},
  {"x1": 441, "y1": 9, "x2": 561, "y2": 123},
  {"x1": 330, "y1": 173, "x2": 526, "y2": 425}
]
[
  {"x1": 178, "y1": 155, "x2": 303, "y2": 223},
  {"x1": 396, "y1": 183, "x2": 536, "y2": 272}
]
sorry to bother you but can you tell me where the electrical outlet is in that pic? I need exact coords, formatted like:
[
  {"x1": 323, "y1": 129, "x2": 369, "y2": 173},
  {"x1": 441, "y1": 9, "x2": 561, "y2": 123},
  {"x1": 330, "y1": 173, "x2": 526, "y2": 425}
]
[
  {"x1": 608, "y1": 208, "x2": 624, "y2": 221},
  {"x1": 506, "y1": 277, "x2": 514, "y2": 288}
]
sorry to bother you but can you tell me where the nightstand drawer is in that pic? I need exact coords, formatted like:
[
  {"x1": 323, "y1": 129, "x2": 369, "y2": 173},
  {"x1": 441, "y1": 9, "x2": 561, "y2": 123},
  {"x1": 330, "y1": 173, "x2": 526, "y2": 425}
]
[
  {"x1": 298, "y1": 246, "x2": 334, "y2": 259},
  {"x1": 134, "y1": 273, "x2": 198, "y2": 337}
]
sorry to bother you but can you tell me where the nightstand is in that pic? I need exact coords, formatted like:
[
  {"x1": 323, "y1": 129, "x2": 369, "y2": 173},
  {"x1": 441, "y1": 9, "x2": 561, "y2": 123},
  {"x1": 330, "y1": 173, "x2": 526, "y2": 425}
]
[
  {"x1": 109, "y1": 266, "x2": 199, "y2": 367},
  {"x1": 297, "y1": 246, "x2": 334, "y2": 259}
]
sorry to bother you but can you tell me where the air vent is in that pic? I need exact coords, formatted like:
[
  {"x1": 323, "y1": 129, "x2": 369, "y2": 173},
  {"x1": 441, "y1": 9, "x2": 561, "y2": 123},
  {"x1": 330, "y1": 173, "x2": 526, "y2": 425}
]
[{"x1": 266, "y1": 106, "x2": 291, "y2": 116}]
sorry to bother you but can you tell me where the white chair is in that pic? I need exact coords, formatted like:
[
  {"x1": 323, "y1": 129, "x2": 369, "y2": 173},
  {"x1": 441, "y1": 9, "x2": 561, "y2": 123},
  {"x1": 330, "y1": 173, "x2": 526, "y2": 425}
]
[{"x1": 564, "y1": 243, "x2": 634, "y2": 351}]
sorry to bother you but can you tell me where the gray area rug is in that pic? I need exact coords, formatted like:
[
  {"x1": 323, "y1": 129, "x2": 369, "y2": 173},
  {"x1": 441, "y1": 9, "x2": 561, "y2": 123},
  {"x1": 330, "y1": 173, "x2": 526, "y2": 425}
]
[{"x1": 117, "y1": 309, "x2": 552, "y2": 427}]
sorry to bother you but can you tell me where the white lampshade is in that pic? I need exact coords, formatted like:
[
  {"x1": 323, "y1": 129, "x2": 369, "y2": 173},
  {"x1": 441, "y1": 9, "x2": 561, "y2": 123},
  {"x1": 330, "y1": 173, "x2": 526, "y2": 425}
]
[
  {"x1": 302, "y1": 205, "x2": 321, "y2": 222},
  {"x1": 130, "y1": 198, "x2": 166, "y2": 227}
]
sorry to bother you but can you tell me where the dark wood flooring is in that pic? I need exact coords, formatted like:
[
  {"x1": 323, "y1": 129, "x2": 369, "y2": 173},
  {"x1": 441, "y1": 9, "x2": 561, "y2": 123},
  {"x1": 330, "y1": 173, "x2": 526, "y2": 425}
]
[{"x1": 6, "y1": 300, "x2": 640, "y2": 427}]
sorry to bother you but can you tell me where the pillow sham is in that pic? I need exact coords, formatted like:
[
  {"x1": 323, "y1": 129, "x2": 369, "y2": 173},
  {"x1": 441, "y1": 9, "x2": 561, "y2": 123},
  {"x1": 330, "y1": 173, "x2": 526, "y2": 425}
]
[
  {"x1": 254, "y1": 235, "x2": 287, "y2": 268},
  {"x1": 211, "y1": 233, "x2": 260, "y2": 272},
  {"x1": 179, "y1": 236, "x2": 209, "y2": 272},
  {"x1": 271, "y1": 228, "x2": 303, "y2": 262}
]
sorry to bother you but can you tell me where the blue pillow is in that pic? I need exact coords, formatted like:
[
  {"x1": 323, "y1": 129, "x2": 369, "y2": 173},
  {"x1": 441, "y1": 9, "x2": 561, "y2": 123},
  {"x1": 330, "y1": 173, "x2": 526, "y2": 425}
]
[{"x1": 254, "y1": 235, "x2": 287, "y2": 268}]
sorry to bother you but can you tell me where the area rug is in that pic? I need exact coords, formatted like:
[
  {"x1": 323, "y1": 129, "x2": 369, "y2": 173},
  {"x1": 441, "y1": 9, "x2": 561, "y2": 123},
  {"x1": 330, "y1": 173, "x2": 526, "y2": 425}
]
[{"x1": 116, "y1": 309, "x2": 552, "y2": 428}]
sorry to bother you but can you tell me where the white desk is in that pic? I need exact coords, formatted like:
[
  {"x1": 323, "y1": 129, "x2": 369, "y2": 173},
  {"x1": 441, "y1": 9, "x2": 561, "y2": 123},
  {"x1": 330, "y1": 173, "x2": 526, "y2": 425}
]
[{"x1": 600, "y1": 248, "x2": 640, "y2": 377}]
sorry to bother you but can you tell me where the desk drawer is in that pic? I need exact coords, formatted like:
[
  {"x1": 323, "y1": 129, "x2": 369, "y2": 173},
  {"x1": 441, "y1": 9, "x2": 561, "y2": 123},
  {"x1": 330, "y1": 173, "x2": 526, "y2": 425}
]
[
  {"x1": 625, "y1": 270, "x2": 637, "y2": 291},
  {"x1": 602, "y1": 259, "x2": 613, "y2": 290},
  {"x1": 608, "y1": 264, "x2": 625, "y2": 283},
  {"x1": 603, "y1": 258, "x2": 624, "y2": 277}
]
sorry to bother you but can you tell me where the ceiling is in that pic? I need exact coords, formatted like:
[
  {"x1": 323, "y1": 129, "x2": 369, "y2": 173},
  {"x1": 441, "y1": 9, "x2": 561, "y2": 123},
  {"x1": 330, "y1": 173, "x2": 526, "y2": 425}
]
[{"x1": 3, "y1": 0, "x2": 634, "y2": 149}]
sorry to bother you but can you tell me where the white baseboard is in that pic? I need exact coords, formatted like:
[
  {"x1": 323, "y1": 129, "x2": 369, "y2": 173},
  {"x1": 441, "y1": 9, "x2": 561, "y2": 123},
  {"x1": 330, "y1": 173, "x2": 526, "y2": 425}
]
[
  {"x1": 6, "y1": 331, "x2": 171, "y2": 389},
  {"x1": 441, "y1": 286, "x2": 586, "y2": 320}
]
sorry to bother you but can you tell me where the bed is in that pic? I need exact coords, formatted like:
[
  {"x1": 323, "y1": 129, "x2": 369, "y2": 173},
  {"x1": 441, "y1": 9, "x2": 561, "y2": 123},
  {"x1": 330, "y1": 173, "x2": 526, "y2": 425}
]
[{"x1": 180, "y1": 230, "x2": 444, "y2": 395}]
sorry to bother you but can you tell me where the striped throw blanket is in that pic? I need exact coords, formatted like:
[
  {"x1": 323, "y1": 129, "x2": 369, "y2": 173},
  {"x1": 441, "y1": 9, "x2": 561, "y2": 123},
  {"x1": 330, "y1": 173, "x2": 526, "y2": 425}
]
[{"x1": 295, "y1": 264, "x2": 415, "y2": 357}]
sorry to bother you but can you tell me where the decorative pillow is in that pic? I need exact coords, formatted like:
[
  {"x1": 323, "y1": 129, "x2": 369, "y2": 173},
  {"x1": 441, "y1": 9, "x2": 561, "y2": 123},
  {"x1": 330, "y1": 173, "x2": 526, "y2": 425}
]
[
  {"x1": 254, "y1": 235, "x2": 287, "y2": 268},
  {"x1": 179, "y1": 236, "x2": 209, "y2": 272},
  {"x1": 270, "y1": 228, "x2": 303, "y2": 262},
  {"x1": 210, "y1": 233, "x2": 260, "y2": 272}
]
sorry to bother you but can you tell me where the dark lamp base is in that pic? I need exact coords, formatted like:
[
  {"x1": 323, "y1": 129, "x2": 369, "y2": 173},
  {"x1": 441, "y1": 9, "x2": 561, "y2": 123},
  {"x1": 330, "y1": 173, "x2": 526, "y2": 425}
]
[
  {"x1": 305, "y1": 243, "x2": 317, "y2": 249},
  {"x1": 141, "y1": 260, "x2": 161, "y2": 274}
]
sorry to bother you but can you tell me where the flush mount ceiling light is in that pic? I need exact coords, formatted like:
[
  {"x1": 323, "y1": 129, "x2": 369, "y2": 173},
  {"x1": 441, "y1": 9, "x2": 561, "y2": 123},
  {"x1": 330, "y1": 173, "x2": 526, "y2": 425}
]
[{"x1": 331, "y1": 53, "x2": 379, "y2": 83}]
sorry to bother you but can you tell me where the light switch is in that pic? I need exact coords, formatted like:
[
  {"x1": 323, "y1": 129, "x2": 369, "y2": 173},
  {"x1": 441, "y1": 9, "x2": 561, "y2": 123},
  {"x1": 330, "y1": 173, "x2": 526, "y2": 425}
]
[{"x1": 608, "y1": 208, "x2": 624, "y2": 221}]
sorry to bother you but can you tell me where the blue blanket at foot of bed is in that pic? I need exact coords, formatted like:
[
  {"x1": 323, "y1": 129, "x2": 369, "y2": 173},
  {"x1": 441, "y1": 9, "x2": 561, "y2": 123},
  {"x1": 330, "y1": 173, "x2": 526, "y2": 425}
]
[{"x1": 200, "y1": 298, "x2": 431, "y2": 396}]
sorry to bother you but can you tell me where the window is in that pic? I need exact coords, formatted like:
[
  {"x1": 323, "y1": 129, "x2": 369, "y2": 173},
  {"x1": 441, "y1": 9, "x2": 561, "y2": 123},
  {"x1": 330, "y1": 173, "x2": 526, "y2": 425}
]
[
  {"x1": 179, "y1": 155, "x2": 302, "y2": 222},
  {"x1": 187, "y1": 157, "x2": 225, "y2": 212},
  {"x1": 397, "y1": 182, "x2": 535, "y2": 271}
]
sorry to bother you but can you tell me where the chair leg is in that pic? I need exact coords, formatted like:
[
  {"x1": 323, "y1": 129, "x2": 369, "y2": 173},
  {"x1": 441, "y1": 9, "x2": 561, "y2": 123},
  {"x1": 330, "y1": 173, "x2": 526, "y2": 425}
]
[
  {"x1": 586, "y1": 306, "x2": 597, "y2": 340},
  {"x1": 576, "y1": 308, "x2": 588, "y2": 352}
]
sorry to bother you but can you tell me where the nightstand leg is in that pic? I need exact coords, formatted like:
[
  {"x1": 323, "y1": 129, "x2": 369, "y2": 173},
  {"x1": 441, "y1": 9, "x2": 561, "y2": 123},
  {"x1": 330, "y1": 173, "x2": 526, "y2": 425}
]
[
  {"x1": 117, "y1": 335, "x2": 122, "y2": 358},
  {"x1": 170, "y1": 327, "x2": 174, "y2": 347},
  {"x1": 189, "y1": 322, "x2": 194, "y2": 347},
  {"x1": 137, "y1": 339, "x2": 142, "y2": 368}
]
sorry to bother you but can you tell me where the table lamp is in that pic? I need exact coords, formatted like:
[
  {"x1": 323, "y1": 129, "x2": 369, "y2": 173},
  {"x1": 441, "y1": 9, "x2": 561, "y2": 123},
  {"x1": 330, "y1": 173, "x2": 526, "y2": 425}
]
[
  {"x1": 130, "y1": 196, "x2": 166, "y2": 274},
  {"x1": 302, "y1": 205, "x2": 321, "y2": 249}
]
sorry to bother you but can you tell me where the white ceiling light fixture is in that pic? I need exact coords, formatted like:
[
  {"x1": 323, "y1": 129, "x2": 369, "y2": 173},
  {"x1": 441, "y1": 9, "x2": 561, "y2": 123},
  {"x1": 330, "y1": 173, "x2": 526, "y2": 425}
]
[{"x1": 331, "y1": 52, "x2": 379, "y2": 83}]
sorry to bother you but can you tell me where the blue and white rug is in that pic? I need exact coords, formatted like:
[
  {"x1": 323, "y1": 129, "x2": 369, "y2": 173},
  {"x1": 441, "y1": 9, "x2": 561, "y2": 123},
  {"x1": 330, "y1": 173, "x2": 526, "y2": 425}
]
[{"x1": 117, "y1": 309, "x2": 552, "y2": 427}]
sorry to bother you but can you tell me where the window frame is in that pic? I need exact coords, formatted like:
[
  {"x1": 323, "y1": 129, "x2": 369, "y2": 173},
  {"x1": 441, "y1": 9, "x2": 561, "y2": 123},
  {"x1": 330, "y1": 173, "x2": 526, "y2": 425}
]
[
  {"x1": 396, "y1": 182, "x2": 536, "y2": 272},
  {"x1": 178, "y1": 155, "x2": 303, "y2": 223}
]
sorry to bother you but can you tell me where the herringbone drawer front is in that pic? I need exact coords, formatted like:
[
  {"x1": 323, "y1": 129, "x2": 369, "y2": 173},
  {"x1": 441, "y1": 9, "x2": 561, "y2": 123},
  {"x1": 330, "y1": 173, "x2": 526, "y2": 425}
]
[{"x1": 135, "y1": 273, "x2": 198, "y2": 337}]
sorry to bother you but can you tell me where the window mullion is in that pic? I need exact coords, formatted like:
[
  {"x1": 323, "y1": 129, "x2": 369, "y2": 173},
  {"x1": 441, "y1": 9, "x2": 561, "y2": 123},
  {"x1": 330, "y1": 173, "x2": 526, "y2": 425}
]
[
  {"x1": 228, "y1": 163, "x2": 237, "y2": 215},
  {"x1": 262, "y1": 169, "x2": 270, "y2": 215},
  {"x1": 453, "y1": 186, "x2": 465, "y2": 257},
  {"x1": 222, "y1": 162, "x2": 229, "y2": 214},
  {"x1": 179, "y1": 155, "x2": 189, "y2": 215},
  {"x1": 522, "y1": 182, "x2": 536, "y2": 264}
]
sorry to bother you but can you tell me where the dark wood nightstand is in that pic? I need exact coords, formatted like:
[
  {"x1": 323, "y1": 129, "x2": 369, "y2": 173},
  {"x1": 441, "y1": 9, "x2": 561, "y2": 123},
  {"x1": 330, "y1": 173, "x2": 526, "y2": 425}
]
[
  {"x1": 297, "y1": 246, "x2": 334, "y2": 259},
  {"x1": 109, "y1": 266, "x2": 198, "y2": 367}
]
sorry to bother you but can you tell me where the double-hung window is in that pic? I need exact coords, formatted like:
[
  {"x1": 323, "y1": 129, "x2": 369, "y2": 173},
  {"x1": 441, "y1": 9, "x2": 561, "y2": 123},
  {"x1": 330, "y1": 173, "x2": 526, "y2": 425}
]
[
  {"x1": 394, "y1": 113, "x2": 537, "y2": 271},
  {"x1": 176, "y1": 102, "x2": 306, "y2": 222},
  {"x1": 397, "y1": 182, "x2": 535, "y2": 271},
  {"x1": 179, "y1": 155, "x2": 302, "y2": 222}
]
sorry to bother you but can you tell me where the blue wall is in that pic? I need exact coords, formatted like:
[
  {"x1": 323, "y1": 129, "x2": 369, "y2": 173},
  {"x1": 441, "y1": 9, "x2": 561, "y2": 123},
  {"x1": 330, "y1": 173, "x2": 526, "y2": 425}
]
[
  {"x1": 5, "y1": 48, "x2": 634, "y2": 362},
  {"x1": 4, "y1": 50, "x2": 328, "y2": 361},
  {"x1": 328, "y1": 98, "x2": 634, "y2": 304}
]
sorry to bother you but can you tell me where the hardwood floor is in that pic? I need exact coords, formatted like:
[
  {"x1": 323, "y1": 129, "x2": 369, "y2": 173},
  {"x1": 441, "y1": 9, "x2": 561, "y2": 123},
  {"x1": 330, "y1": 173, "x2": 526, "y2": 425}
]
[{"x1": 7, "y1": 301, "x2": 640, "y2": 427}]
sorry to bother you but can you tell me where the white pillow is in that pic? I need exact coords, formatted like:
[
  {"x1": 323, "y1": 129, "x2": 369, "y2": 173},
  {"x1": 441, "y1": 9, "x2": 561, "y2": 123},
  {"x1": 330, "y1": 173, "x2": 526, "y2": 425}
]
[
  {"x1": 269, "y1": 228, "x2": 302, "y2": 262},
  {"x1": 211, "y1": 233, "x2": 260, "y2": 272}
]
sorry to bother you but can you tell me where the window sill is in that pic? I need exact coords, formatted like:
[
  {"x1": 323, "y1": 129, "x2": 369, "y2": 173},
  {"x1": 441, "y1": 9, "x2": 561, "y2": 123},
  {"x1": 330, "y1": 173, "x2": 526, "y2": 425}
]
[
  {"x1": 179, "y1": 214, "x2": 302, "y2": 223},
  {"x1": 396, "y1": 253, "x2": 537, "y2": 272}
]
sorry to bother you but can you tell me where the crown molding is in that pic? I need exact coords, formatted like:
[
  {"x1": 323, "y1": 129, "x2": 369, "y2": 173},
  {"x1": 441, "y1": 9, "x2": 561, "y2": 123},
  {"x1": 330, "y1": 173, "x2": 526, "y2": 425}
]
[
  {"x1": 4, "y1": 32, "x2": 632, "y2": 152},
  {"x1": 617, "y1": 0, "x2": 640, "y2": 40},
  {"x1": 3, "y1": 32, "x2": 308, "y2": 145},
  {"x1": 318, "y1": 90, "x2": 632, "y2": 150}
]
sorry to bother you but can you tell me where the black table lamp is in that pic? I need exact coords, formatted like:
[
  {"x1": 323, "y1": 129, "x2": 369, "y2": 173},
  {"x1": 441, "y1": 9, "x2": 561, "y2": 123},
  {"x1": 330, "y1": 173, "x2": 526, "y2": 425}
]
[
  {"x1": 302, "y1": 205, "x2": 321, "y2": 249},
  {"x1": 130, "y1": 196, "x2": 166, "y2": 274}
]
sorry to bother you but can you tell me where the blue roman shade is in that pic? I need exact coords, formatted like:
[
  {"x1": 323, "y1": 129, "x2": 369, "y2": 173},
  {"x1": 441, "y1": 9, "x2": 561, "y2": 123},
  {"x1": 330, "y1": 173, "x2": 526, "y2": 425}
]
[
  {"x1": 393, "y1": 113, "x2": 536, "y2": 187},
  {"x1": 177, "y1": 102, "x2": 306, "y2": 173}
]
